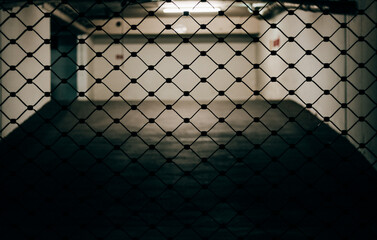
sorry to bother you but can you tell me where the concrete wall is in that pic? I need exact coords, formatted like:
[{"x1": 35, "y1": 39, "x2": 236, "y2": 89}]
[
  {"x1": 85, "y1": 34, "x2": 258, "y2": 104},
  {"x1": 257, "y1": 0, "x2": 377, "y2": 164},
  {"x1": 257, "y1": 10, "x2": 347, "y2": 126},
  {"x1": 92, "y1": 15, "x2": 260, "y2": 36},
  {"x1": 346, "y1": 0, "x2": 377, "y2": 163},
  {"x1": 0, "y1": 5, "x2": 51, "y2": 137},
  {"x1": 77, "y1": 13, "x2": 259, "y2": 103}
]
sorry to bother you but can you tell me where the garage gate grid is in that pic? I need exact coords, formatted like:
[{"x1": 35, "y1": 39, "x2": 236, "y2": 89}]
[{"x1": 0, "y1": 0, "x2": 377, "y2": 239}]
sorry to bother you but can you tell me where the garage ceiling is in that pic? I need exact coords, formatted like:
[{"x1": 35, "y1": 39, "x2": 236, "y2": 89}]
[
  {"x1": 0, "y1": 0, "x2": 358, "y2": 17},
  {"x1": 0, "y1": 0, "x2": 358, "y2": 34}
]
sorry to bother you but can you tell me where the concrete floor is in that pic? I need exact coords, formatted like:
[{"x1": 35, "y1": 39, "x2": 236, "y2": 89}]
[{"x1": 1, "y1": 100, "x2": 377, "y2": 239}]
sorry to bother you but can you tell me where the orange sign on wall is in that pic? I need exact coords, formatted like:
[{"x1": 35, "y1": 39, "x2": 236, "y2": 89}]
[
  {"x1": 270, "y1": 37, "x2": 280, "y2": 49},
  {"x1": 116, "y1": 54, "x2": 124, "y2": 60}
]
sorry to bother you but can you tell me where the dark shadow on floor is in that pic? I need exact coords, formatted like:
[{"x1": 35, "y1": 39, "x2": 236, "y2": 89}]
[{"x1": 1, "y1": 100, "x2": 377, "y2": 239}]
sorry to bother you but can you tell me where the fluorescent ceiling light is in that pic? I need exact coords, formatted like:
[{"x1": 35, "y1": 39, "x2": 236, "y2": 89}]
[
  {"x1": 163, "y1": 7, "x2": 221, "y2": 13},
  {"x1": 163, "y1": 1, "x2": 222, "y2": 13},
  {"x1": 252, "y1": 3, "x2": 267, "y2": 8}
]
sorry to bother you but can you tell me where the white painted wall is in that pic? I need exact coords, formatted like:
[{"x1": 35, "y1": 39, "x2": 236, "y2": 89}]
[
  {"x1": 85, "y1": 34, "x2": 258, "y2": 104},
  {"x1": 257, "y1": 10, "x2": 347, "y2": 126},
  {"x1": 0, "y1": 5, "x2": 51, "y2": 137},
  {"x1": 257, "y1": 0, "x2": 377, "y2": 164},
  {"x1": 345, "y1": 0, "x2": 377, "y2": 163},
  {"x1": 93, "y1": 15, "x2": 260, "y2": 36}
]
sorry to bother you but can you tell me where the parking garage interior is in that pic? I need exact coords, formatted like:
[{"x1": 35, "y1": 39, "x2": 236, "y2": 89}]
[{"x1": 0, "y1": 0, "x2": 377, "y2": 239}]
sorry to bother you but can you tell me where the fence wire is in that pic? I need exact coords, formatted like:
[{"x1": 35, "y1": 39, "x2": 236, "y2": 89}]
[{"x1": 0, "y1": 0, "x2": 377, "y2": 239}]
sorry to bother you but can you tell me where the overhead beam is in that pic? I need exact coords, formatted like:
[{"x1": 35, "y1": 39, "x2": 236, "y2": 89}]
[{"x1": 43, "y1": 3, "x2": 90, "y2": 34}]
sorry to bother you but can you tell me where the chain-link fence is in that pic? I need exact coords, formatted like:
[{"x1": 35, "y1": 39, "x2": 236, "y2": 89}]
[{"x1": 1, "y1": 0, "x2": 377, "y2": 239}]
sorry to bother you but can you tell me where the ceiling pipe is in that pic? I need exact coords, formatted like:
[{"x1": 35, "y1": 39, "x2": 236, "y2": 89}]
[{"x1": 254, "y1": 0, "x2": 358, "y2": 19}]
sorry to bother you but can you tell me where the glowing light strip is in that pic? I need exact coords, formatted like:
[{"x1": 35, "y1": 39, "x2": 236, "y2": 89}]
[
  {"x1": 252, "y1": 3, "x2": 267, "y2": 8},
  {"x1": 163, "y1": 7, "x2": 221, "y2": 13}
]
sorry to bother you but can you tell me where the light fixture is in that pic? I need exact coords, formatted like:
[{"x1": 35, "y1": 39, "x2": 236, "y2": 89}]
[
  {"x1": 174, "y1": 24, "x2": 188, "y2": 33},
  {"x1": 252, "y1": 2, "x2": 267, "y2": 8},
  {"x1": 163, "y1": 7, "x2": 221, "y2": 13},
  {"x1": 163, "y1": 1, "x2": 221, "y2": 13}
]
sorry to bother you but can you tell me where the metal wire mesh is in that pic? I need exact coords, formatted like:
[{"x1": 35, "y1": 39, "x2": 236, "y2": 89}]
[{"x1": 0, "y1": 0, "x2": 377, "y2": 239}]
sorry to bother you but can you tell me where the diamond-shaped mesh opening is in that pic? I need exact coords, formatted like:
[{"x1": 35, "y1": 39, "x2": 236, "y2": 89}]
[{"x1": 1, "y1": 0, "x2": 377, "y2": 239}]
